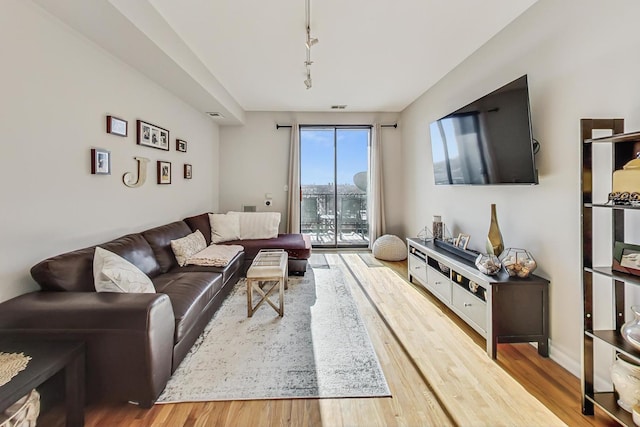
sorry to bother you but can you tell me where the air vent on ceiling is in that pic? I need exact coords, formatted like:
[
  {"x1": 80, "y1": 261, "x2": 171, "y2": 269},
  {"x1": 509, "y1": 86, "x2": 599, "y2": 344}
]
[
  {"x1": 206, "y1": 112, "x2": 224, "y2": 118},
  {"x1": 331, "y1": 105, "x2": 347, "y2": 110}
]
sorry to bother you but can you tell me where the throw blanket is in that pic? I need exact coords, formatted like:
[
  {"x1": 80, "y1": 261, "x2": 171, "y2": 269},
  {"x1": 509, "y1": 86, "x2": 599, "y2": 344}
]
[{"x1": 186, "y1": 244, "x2": 244, "y2": 267}]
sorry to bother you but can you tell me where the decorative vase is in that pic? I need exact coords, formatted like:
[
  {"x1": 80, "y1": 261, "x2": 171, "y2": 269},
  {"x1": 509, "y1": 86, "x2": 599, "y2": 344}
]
[
  {"x1": 475, "y1": 253, "x2": 501, "y2": 275},
  {"x1": 622, "y1": 306, "x2": 640, "y2": 351},
  {"x1": 432, "y1": 215, "x2": 444, "y2": 240},
  {"x1": 499, "y1": 248, "x2": 537, "y2": 278},
  {"x1": 486, "y1": 204, "x2": 504, "y2": 256},
  {"x1": 611, "y1": 353, "x2": 640, "y2": 412}
]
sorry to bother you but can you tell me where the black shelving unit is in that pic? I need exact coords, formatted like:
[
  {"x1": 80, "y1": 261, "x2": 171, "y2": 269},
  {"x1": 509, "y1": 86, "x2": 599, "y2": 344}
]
[{"x1": 581, "y1": 118, "x2": 640, "y2": 425}]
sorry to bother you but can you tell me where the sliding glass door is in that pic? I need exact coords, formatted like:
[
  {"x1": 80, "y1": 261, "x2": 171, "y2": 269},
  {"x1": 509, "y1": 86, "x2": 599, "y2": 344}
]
[{"x1": 300, "y1": 126, "x2": 370, "y2": 248}]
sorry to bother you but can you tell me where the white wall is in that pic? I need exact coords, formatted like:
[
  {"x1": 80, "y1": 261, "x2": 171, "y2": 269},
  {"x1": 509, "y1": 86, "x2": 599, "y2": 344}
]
[
  {"x1": 219, "y1": 112, "x2": 403, "y2": 235},
  {"x1": 401, "y1": 0, "x2": 640, "y2": 374},
  {"x1": 0, "y1": 0, "x2": 219, "y2": 302}
]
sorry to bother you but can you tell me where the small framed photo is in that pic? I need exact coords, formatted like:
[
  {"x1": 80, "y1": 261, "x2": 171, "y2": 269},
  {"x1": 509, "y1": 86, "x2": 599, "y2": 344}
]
[
  {"x1": 91, "y1": 148, "x2": 111, "y2": 175},
  {"x1": 184, "y1": 164, "x2": 192, "y2": 179},
  {"x1": 613, "y1": 241, "x2": 640, "y2": 277},
  {"x1": 176, "y1": 139, "x2": 187, "y2": 152},
  {"x1": 157, "y1": 161, "x2": 171, "y2": 184},
  {"x1": 137, "y1": 120, "x2": 169, "y2": 151},
  {"x1": 106, "y1": 115, "x2": 127, "y2": 137},
  {"x1": 456, "y1": 233, "x2": 470, "y2": 250}
]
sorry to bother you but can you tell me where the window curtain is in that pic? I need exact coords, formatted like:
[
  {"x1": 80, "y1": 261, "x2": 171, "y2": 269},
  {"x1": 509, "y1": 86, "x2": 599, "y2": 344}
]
[
  {"x1": 368, "y1": 123, "x2": 386, "y2": 249},
  {"x1": 286, "y1": 124, "x2": 301, "y2": 233}
]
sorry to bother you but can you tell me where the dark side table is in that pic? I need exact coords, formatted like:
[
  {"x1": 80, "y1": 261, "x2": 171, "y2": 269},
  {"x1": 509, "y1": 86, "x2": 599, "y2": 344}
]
[{"x1": 0, "y1": 340, "x2": 85, "y2": 427}]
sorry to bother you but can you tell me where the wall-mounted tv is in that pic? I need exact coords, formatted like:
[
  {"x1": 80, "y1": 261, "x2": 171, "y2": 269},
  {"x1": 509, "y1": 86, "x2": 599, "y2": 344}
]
[{"x1": 429, "y1": 75, "x2": 538, "y2": 185}]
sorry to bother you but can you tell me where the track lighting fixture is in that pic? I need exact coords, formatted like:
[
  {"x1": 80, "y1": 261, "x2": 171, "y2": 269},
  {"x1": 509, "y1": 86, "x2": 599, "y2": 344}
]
[{"x1": 304, "y1": 0, "x2": 318, "y2": 89}]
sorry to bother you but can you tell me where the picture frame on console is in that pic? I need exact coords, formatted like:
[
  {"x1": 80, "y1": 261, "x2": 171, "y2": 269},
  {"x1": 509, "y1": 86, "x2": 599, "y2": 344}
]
[
  {"x1": 137, "y1": 120, "x2": 169, "y2": 151},
  {"x1": 456, "y1": 233, "x2": 470, "y2": 250},
  {"x1": 157, "y1": 161, "x2": 171, "y2": 184},
  {"x1": 91, "y1": 148, "x2": 111, "y2": 175}
]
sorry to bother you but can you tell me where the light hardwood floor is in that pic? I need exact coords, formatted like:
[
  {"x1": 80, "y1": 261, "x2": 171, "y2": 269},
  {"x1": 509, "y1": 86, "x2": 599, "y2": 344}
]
[{"x1": 41, "y1": 252, "x2": 616, "y2": 426}]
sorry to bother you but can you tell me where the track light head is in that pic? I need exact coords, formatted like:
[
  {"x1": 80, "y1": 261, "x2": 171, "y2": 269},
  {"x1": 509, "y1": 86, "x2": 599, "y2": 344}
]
[
  {"x1": 305, "y1": 37, "x2": 318, "y2": 49},
  {"x1": 304, "y1": 78, "x2": 312, "y2": 89}
]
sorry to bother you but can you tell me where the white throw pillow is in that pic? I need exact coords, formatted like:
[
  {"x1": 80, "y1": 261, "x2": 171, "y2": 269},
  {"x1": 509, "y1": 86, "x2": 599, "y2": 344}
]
[
  {"x1": 209, "y1": 213, "x2": 241, "y2": 243},
  {"x1": 93, "y1": 247, "x2": 155, "y2": 293},
  {"x1": 171, "y1": 230, "x2": 207, "y2": 267},
  {"x1": 229, "y1": 212, "x2": 280, "y2": 240}
]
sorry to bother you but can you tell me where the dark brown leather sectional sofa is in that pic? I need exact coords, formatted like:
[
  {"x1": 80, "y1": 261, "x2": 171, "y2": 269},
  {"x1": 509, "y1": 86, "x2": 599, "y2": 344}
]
[{"x1": 0, "y1": 213, "x2": 311, "y2": 407}]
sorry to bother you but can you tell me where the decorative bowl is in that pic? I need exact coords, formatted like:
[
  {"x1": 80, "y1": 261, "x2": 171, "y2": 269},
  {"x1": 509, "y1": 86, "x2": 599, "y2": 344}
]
[
  {"x1": 475, "y1": 254, "x2": 501, "y2": 275},
  {"x1": 499, "y1": 248, "x2": 537, "y2": 278}
]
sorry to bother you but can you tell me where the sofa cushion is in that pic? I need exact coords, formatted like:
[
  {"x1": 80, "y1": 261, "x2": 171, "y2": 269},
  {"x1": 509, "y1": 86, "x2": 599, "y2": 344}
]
[
  {"x1": 31, "y1": 233, "x2": 161, "y2": 292},
  {"x1": 223, "y1": 233, "x2": 311, "y2": 260},
  {"x1": 93, "y1": 247, "x2": 155, "y2": 293},
  {"x1": 172, "y1": 251, "x2": 244, "y2": 285},
  {"x1": 152, "y1": 271, "x2": 224, "y2": 343},
  {"x1": 183, "y1": 213, "x2": 212, "y2": 245},
  {"x1": 209, "y1": 213, "x2": 241, "y2": 243},
  {"x1": 170, "y1": 230, "x2": 207, "y2": 267},
  {"x1": 141, "y1": 221, "x2": 192, "y2": 273}
]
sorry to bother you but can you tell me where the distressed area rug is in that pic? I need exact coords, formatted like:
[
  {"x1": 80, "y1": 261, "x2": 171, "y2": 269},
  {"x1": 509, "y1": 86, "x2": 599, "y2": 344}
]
[{"x1": 157, "y1": 267, "x2": 390, "y2": 403}]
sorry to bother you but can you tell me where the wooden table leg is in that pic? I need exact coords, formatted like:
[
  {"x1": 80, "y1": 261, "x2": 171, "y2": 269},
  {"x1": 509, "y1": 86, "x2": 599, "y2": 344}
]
[
  {"x1": 65, "y1": 346, "x2": 85, "y2": 427},
  {"x1": 247, "y1": 279, "x2": 253, "y2": 317}
]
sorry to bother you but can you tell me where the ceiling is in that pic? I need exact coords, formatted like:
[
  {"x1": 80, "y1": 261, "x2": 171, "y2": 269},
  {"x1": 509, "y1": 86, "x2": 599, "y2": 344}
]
[{"x1": 34, "y1": 0, "x2": 538, "y2": 123}]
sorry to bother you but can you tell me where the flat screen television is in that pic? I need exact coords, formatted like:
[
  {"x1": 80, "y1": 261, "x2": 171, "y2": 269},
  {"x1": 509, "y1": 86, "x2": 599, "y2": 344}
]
[{"x1": 429, "y1": 75, "x2": 538, "y2": 185}]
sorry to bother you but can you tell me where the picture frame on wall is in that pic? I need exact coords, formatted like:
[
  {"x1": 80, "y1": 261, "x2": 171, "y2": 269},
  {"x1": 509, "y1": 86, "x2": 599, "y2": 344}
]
[
  {"x1": 106, "y1": 115, "x2": 127, "y2": 137},
  {"x1": 184, "y1": 164, "x2": 192, "y2": 179},
  {"x1": 137, "y1": 120, "x2": 169, "y2": 151},
  {"x1": 157, "y1": 161, "x2": 171, "y2": 184},
  {"x1": 176, "y1": 139, "x2": 187, "y2": 152},
  {"x1": 91, "y1": 148, "x2": 111, "y2": 175}
]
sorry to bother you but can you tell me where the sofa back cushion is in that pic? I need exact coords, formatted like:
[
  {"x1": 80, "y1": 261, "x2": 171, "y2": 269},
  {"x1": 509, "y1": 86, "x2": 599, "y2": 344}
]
[
  {"x1": 141, "y1": 221, "x2": 192, "y2": 273},
  {"x1": 31, "y1": 233, "x2": 161, "y2": 292},
  {"x1": 183, "y1": 213, "x2": 212, "y2": 245}
]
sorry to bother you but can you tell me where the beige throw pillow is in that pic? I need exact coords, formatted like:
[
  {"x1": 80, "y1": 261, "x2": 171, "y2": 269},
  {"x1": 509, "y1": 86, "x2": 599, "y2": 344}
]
[
  {"x1": 170, "y1": 230, "x2": 207, "y2": 266},
  {"x1": 93, "y1": 247, "x2": 155, "y2": 293},
  {"x1": 209, "y1": 213, "x2": 241, "y2": 243}
]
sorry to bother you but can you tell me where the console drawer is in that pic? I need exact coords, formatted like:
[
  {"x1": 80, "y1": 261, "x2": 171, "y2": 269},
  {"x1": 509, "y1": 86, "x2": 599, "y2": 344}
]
[
  {"x1": 426, "y1": 266, "x2": 451, "y2": 304},
  {"x1": 452, "y1": 284, "x2": 487, "y2": 334},
  {"x1": 408, "y1": 254, "x2": 427, "y2": 285}
]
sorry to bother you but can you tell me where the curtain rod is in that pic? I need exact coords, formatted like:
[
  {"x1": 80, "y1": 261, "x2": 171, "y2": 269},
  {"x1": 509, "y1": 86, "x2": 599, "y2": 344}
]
[{"x1": 276, "y1": 123, "x2": 397, "y2": 129}]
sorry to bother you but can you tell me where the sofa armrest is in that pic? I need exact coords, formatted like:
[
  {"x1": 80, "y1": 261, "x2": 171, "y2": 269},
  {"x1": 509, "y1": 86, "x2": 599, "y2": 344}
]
[{"x1": 0, "y1": 292, "x2": 175, "y2": 407}]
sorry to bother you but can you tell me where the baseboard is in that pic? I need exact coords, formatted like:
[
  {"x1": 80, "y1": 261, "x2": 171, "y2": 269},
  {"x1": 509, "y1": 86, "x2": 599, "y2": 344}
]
[{"x1": 546, "y1": 341, "x2": 580, "y2": 378}]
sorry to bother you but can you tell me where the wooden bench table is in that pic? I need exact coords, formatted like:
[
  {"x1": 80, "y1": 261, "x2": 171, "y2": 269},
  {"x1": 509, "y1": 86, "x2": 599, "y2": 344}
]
[{"x1": 246, "y1": 249, "x2": 288, "y2": 317}]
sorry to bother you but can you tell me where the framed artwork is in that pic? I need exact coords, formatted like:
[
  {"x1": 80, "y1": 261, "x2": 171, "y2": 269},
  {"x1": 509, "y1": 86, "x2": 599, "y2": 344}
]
[
  {"x1": 613, "y1": 241, "x2": 640, "y2": 277},
  {"x1": 184, "y1": 164, "x2": 192, "y2": 179},
  {"x1": 106, "y1": 115, "x2": 127, "y2": 137},
  {"x1": 176, "y1": 139, "x2": 187, "y2": 152},
  {"x1": 456, "y1": 233, "x2": 470, "y2": 250},
  {"x1": 157, "y1": 161, "x2": 171, "y2": 184},
  {"x1": 91, "y1": 148, "x2": 111, "y2": 175},
  {"x1": 137, "y1": 120, "x2": 169, "y2": 151}
]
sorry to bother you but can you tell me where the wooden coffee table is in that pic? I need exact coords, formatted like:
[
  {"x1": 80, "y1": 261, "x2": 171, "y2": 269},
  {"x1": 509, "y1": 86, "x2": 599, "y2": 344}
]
[
  {"x1": 0, "y1": 340, "x2": 84, "y2": 427},
  {"x1": 246, "y1": 249, "x2": 288, "y2": 317}
]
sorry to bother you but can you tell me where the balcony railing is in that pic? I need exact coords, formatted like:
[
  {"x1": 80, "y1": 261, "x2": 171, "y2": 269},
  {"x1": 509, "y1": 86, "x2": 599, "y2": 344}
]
[{"x1": 301, "y1": 191, "x2": 368, "y2": 246}]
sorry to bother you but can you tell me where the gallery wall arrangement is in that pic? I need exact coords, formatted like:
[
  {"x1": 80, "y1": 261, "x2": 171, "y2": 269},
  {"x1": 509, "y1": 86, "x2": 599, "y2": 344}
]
[{"x1": 94, "y1": 114, "x2": 194, "y2": 188}]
